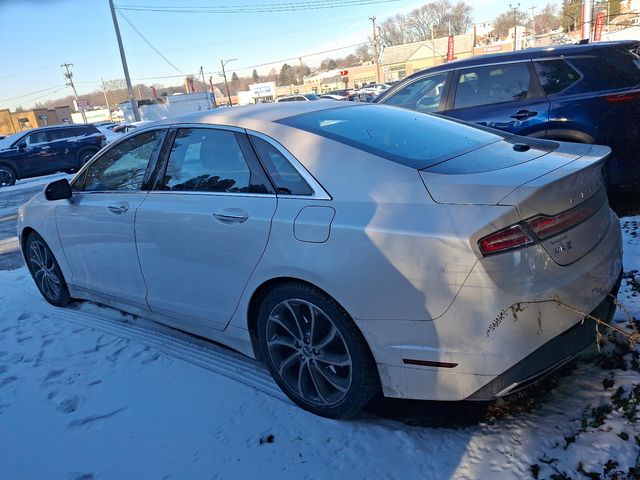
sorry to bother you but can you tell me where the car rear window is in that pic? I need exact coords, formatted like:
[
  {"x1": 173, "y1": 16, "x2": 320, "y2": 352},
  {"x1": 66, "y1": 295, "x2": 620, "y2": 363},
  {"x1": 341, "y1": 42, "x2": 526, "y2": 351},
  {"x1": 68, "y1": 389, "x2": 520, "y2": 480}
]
[
  {"x1": 277, "y1": 105, "x2": 507, "y2": 169},
  {"x1": 570, "y1": 47, "x2": 640, "y2": 89}
]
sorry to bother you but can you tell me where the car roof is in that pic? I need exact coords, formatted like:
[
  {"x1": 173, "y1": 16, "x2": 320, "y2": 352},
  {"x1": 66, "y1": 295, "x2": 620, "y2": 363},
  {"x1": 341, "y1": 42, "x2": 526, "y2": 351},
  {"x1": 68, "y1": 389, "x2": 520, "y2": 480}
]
[
  {"x1": 150, "y1": 101, "x2": 358, "y2": 129},
  {"x1": 406, "y1": 40, "x2": 639, "y2": 76}
]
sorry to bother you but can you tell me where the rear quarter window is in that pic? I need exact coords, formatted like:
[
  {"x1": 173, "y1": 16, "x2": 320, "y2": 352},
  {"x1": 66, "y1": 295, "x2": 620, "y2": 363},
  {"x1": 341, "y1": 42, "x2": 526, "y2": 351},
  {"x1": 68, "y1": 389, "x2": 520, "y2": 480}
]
[{"x1": 534, "y1": 60, "x2": 581, "y2": 95}]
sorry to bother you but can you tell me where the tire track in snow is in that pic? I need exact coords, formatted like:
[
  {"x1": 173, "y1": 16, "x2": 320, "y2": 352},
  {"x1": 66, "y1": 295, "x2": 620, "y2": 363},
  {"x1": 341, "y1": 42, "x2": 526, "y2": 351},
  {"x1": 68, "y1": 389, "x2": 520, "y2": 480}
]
[{"x1": 27, "y1": 303, "x2": 288, "y2": 403}]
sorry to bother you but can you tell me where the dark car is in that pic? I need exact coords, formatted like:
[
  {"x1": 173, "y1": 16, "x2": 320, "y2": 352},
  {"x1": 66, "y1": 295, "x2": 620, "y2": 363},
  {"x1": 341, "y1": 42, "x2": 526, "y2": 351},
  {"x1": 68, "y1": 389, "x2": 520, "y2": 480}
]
[
  {"x1": 0, "y1": 124, "x2": 105, "y2": 187},
  {"x1": 376, "y1": 40, "x2": 640, "y2": 205}
]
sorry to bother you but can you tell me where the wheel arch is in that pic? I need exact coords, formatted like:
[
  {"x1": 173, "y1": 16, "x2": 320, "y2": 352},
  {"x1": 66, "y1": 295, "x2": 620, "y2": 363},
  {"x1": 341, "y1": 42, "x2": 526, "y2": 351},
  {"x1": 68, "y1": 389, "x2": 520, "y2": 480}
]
[
  {"x1": 246, "y1": 276, "x2": 373, "y2": 364},
  {"x1": 544, "y1": 128, "x2": 596, "y2": 144},
  {"x1": 19, "y1": 226, "x2": 36, "y2": 264}
]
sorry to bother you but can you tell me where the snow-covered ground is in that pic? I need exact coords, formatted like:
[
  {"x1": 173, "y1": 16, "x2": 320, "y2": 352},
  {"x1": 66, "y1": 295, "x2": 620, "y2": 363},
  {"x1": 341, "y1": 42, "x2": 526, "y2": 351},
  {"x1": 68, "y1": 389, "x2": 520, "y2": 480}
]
[{"x1": 0, "y1": 218, "x2": 638, "y2": 479}]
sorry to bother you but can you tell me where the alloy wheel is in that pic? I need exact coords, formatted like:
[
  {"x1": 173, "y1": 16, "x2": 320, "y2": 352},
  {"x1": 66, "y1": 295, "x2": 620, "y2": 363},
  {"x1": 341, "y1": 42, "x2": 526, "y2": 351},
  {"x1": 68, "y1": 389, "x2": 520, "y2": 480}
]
[
  {"x1": 265, "y1": 299, "x2": 353, "y2": 407},
  {"x1": 0, "y1": 167, "x2": 15, "y2": 187},
  {"x1": 29, "y1": 239, "x2": 62, "y2": 301}
]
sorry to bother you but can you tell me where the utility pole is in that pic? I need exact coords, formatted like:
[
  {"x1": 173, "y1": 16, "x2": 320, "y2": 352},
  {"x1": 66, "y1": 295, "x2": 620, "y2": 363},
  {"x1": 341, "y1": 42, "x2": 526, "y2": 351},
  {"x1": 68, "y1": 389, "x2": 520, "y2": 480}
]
[
  {"x1": 108, "y1": 0, "x2": 140, "y2": 121},
  {"x1": 369, "y1": 15, "x2": 381, "y2": 83},
  {"x1": 431, "y1": 25, "x2": 436, "y2": 66},
  {"x1": 509, "y1": 3, "x2": 521, "y2": 51},
  {"x1": 101, "y1": 78, "x2": 111, "y2": 118},
  {"x1": 61, "y1": 63, "x2": 87, "y2": 123},
  {"x1": 529, "y1": 6, "x2": 536, "y2": 36},
  {"x1": 220, "y1": 58, "x2": 236, "y2": 107}
]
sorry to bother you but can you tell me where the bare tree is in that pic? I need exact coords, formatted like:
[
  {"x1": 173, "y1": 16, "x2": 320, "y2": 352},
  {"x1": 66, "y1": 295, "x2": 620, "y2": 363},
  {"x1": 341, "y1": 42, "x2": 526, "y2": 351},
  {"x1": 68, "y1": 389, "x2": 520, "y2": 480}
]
[
  {"x1": 355, "y1": 44, "x2": 372, "y2": 62},
  {"x1": 493, "y1": 9, "x2": 531, "y2": 38},
  {"x1": 379, "y1": 13, "x2": 414, "y2": 46},
  {"x1": 535, "y1": 3, "x2": 562, "y2": 33},
  {"x1": 379, "y1": 0, "x2": 473, "y2": 46}
]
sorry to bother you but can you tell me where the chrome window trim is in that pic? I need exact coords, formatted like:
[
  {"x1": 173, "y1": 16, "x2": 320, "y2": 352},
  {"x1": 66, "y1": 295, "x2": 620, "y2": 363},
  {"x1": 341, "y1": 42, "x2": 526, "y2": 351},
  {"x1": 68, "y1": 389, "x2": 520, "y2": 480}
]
[
  {"x1": 245, "y1": 129, "x2": 332, "y2": 200},
  {"x1": 144, "y1": 190, "x2": 275, "y2": 199},
  {"x1": 167, "y1": 123, "x2": 245, "y2": 133}
]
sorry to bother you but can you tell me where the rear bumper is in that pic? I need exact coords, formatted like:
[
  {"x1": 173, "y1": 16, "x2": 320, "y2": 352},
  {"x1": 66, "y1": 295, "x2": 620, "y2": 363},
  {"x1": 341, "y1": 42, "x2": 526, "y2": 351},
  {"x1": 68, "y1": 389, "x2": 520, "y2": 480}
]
[
  {"x1": 466, "y1": 272, "x2": 621, "y2": 400},
  {"x1": 357, "y1": 208, "x2": 623, "y2": 401}
]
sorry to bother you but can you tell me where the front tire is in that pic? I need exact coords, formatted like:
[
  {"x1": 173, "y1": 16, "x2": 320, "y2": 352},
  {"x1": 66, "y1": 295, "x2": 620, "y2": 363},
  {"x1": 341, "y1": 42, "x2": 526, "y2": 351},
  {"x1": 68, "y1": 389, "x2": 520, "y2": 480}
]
[
  {"x1": 25, "y1": 232, "x2": 72, "y2": 307},
  {"x1": 257, "y1": 283, "x2": 379, "y2": 418},
  {"x1": 77, "y1": 148, "x2": 98, "y2": 167},
  {"x1": 0, "y1": 165, "x2": 16, "y2": 187}
]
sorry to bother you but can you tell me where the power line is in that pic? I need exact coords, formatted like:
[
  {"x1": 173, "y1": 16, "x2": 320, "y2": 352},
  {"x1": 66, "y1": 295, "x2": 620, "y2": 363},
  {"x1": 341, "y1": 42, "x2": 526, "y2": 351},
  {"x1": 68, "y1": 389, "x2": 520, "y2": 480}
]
[
  {"x1": 114, "y1": 0, "x2": 398, "y2": 14},
  {"x1": 0, "y1": 85, "x2": 67, "y2": 103},
  {"x1": 117, "y1": 10, "x2": 186, "y2": 75}
]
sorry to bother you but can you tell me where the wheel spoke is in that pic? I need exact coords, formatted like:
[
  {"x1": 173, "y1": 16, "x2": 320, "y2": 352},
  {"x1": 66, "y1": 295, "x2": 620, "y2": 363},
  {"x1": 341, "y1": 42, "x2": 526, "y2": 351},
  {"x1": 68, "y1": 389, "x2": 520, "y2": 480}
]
[
  {"x1": 269, "y1": 314, "x2": 301, "y2": 342},
  {"x1": 296, "y1": 360, "x2": 306, "y2": 397},
  {"x1": 308, "y1": 363, "x2": 331, "y2": 402},
  {"x1": 267, "y1": 335, "x2": 298, "y2": 350},
  {"x1": 308, "y1": 303, "x2": 317, "y2": 344},
  {"x1": 283, "y1": 300, "x2": 305, "y2": 340},
  {"x1": 317, "y1": 351, "x2": 351, "y2": 367},
  {"x1": 313, "y1": 363, "x2": 349, "y2": 393},
  {"x1": 277, "y1": 350, "x2": 301, "y2": 377},
  {"x1": 313, "y1": 325, "x2": 338, "y2": 350}
]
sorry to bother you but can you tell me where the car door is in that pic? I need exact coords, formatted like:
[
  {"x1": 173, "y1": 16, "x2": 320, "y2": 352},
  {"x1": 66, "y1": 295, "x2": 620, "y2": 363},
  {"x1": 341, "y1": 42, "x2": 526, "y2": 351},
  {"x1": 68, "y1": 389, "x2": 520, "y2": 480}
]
[
  {"x1": 44, "y1": 128, "x2": 77, "y2": 171},
  {"x1": 16, "y1": 130, "x2": 57, "y2": 177},
  {"x1": 135, "y1": 126, "x2": 277, "y2": 330},
  {"x1": 444, "y1": 61, "x2": 550, "y2": 136},
  {"x1": 56, "y1": 128, "x2": 167, "y2": 306},
  {"x1": 378, "y1": 71, "x2": 451, "y2": 114}
]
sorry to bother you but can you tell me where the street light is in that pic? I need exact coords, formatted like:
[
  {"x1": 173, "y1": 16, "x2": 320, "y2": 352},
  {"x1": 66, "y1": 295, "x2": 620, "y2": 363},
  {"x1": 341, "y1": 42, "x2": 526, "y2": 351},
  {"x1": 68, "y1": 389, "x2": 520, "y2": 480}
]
[{"x1": 220, "y1": 58, "x2": 237, "y2": 107}]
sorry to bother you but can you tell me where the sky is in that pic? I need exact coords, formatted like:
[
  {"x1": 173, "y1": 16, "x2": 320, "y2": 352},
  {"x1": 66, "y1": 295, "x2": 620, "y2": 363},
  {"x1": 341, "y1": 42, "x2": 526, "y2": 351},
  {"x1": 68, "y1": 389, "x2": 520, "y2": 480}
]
[{"x1": 0, "y1": 0, "x2": 526, "y2": 111}]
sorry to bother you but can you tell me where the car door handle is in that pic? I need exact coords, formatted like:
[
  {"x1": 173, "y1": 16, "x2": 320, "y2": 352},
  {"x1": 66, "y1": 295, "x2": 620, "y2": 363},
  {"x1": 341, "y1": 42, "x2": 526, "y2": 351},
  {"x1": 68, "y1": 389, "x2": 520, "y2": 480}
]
[
  {"x1": 510, "y1": 110, "x2": 538, "y2": 120},
  {"x1": 107, "y1": 204, "x2": 129, "y2": 214},
  {"x1": 213, "y1": 210, "x2": 249, "y2": 224}
]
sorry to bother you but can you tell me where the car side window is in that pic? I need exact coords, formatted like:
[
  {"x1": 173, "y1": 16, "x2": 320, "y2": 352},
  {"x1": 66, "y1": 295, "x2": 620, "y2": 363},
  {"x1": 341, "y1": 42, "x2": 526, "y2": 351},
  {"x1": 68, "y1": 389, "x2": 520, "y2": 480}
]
[
  {"x1": 534, "y1": 60, "x2": 580, "y2": 95},
  {"x1": 162, "y1": 128, "x2": 252, "y2": 193},
  {"x1": 382, "y1": 72, "x2": 448, "y2": 113},
  {"x1": 250, "y1": 136, "x2": 313, "y2": 195},
  {"x1": 454, "y1": 62, "x2": 533, "y2": 109},
  {"x1": 25, "y1": 131, "x2": 48, "y2": 146},
  {"x1": 83, "y1": 130, "x2": 160, "y2": 192}
]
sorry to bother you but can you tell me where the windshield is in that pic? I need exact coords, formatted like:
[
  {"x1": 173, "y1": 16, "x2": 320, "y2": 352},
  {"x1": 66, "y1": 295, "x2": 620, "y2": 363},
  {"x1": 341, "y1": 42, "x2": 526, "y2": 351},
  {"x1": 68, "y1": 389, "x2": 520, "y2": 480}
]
[
  {"x1": 278, "y1": 104, "x2": 507, "y2": 169},
  {"x1": 0, "y1": 131, "x2": 27, "y2": 150}
]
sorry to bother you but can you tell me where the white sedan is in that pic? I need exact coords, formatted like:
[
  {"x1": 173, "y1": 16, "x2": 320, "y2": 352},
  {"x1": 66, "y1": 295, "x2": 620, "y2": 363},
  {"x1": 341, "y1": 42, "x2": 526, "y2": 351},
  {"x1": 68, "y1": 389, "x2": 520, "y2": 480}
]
[{"x1": 17, "y1": 102, "x2": 622, "y2": 418}]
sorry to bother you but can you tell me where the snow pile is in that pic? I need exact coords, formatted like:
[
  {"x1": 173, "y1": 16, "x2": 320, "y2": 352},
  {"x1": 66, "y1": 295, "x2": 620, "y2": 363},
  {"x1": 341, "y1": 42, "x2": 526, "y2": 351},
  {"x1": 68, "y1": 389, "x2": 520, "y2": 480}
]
[{"x1": 0, "y1": 217, "x2": 638, "y2": 479}]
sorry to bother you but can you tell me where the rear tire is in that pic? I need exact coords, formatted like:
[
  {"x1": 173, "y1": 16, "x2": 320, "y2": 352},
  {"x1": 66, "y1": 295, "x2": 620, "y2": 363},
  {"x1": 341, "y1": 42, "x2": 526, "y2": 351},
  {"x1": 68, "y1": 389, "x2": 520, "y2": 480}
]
[
  {"x1": 0, "y1": 165, "x2": 16, "y2": 187},
  {"x1": 257, "y1": 282, "x2": 379, "y2": 418},
  {"x1": 25, "y1": 232, "x2": 72, "y2": 307}
]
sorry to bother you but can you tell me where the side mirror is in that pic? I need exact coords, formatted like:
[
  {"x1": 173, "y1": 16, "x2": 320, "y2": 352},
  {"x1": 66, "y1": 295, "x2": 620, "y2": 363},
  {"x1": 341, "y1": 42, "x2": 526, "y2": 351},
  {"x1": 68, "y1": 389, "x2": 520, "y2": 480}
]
[
  {"x1": 45, "y1": 179, "x2": 72, "y2": 201},
  {"x1": 16, "y1": 141, "x2": 26, "y2": 150}
]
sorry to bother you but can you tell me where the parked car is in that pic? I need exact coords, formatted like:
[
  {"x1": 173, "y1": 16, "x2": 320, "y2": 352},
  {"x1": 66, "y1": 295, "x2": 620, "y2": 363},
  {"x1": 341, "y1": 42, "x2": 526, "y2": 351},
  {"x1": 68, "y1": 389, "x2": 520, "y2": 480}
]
[
  {"x1": 318, "y1": 94, "x2": 348, "y2": 101},
  {"x1": 0, "y1": 124, "x2": 105, "y2": 187},
  {"x1": 111, "y1": 120, "x2": 152, "y2": 133},
  {"x1": 275, "y1": 94, "x2": 320, "y2": 102},
  {"x1": 19, "y1": 102, "x2": 622, "y2": 418},
  {"x1": 375, "y1": 40, "x2": 640, "y2": 205}
]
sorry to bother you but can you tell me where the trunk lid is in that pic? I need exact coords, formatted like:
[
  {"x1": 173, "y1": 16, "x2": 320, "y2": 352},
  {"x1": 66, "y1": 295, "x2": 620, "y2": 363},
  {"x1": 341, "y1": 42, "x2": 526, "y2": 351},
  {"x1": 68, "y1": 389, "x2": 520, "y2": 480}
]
[{"x1": 420, "y1": 141, "x2": 612, "y2": 265}]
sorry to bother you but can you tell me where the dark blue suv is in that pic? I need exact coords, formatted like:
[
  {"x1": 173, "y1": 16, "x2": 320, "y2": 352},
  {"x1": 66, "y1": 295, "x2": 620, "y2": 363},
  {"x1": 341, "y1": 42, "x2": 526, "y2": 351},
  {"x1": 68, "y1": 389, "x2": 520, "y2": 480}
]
[
  {"x1": 0, "y1": 124, "x2": 105, "y2": 187},
  {"x1": 376, "y1": 40, "x2": 640, "y2": 208}
]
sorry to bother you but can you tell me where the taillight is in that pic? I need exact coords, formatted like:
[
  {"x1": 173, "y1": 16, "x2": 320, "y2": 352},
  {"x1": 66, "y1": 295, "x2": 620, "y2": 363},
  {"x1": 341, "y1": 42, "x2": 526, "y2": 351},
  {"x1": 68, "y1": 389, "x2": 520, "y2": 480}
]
[
  {"x1": 478, "y1": 225, "x2": 533, "y2": 255},
  {"x1": 526, "y1": 197, "x2": 599, "y2": 240},
  {"x1": 478, "y1": 190, "x2": 605, "y2": 256},
  {"x1": 604, "y1": 93, "x2": 638, "y2": 103}
]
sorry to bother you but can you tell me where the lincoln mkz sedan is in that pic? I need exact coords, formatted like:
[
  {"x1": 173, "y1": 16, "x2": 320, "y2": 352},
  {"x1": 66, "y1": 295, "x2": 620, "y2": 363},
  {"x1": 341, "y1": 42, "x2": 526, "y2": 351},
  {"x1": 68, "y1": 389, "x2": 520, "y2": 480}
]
[{"x1": 18, "y1": 102, "x2": 623, "y2": 418}]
